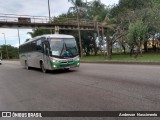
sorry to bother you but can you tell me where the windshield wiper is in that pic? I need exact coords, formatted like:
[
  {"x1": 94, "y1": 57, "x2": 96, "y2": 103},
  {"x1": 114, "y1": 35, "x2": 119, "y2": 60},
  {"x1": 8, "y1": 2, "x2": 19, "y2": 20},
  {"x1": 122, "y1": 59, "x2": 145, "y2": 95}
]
[
  {"x1": 60, "y1": 42, "x2": 65, "y2": 57},
  {"x1": 66, "y1": 47, "x2": 75, "y2": 56}
]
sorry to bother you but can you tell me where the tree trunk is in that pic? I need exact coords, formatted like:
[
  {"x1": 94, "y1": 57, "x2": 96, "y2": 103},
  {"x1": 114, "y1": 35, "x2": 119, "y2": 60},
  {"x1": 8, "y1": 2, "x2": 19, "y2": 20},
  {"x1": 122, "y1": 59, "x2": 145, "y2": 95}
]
[
  {"x1": 93, "y1": 33, "x2": 97, "y2": 56},
  {"x1": 106, "y1": 30, "x2": 109, "y2": 58},
  {"x1": 144, "y1": 41, "x2": 148, "y2": 52},
  {"x1": 109, "y1": 41, "x2": 112, "y2": 59},
  {"x1": 76, "y1": 6, "x2": 83, "y2": 57},
  {"x1": 130, "y1": 45, "x2": 134, "y2": 56},
  {"x1": 122, "y1": 44, "x2": 126, "y2": 54}
]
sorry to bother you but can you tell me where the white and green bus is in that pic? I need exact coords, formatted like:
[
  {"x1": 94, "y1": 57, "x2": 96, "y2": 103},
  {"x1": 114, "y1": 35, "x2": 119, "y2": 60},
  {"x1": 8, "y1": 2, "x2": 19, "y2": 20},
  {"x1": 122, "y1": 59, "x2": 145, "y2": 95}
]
[{"x1": 19, "y1": 34, "x2": 80, "y2": 72}]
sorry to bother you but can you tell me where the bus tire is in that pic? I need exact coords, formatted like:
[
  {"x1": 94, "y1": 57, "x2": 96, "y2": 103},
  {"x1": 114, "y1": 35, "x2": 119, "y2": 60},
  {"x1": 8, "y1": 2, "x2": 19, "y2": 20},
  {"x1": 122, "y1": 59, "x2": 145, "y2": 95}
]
[
  {"x1": 40, "y1": 62, "x2": 47, "y2": 73},
  {"x1": 25, "y1": 61, "x2": 29, "y2": 70},
  {"x1": 64, "y1": 68, "x2": 70, "y2": 71}
]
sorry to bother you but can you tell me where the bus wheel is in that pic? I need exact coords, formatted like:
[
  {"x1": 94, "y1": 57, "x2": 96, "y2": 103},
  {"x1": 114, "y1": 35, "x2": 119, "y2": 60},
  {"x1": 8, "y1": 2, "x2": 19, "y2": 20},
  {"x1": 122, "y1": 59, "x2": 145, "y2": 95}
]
[
  {"x1": 25, "y1": 61, "x2": 29, "y2": 70},
  {"x1": 64, "y1": 68, "x2": 70, "y2": 71},
  {"x1": 40, "y1": 62, "x2": 47, "y2": 73}
]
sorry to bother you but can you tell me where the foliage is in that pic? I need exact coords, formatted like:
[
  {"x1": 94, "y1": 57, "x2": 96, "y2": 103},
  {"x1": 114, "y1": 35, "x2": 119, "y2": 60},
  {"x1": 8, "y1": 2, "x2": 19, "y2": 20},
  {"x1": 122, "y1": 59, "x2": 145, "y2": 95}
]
[
  {"x1": 128, "y1": 20, "x2": 147, "y2": 44},
  {"x1": 27, "y1": 0, "x2": 160, "y2": 58},
  {"x1": 119, "y1": 0, "x2": 152, "y2": 10},
  {"x1": 0, "y1": 45, "x2": 19, "y2": 59},
  {"x1": 87, "y1": 0, "x2": 109, "y2": 21},
  {"x1": 27, "y1": 29, "x2": 50, "y2": 38},
  {"x1": 68, "y1": 0, "x2": 85, "y2": 7},
  {"x1": 81, "y1": 53, "x2": 160, "y2": 62},
  {"x1": 127, "y1": 20, "x2": 148, "y2": 57},
  {"x1": 110, "y1": 0, "x2": 160, "y2": 56}
]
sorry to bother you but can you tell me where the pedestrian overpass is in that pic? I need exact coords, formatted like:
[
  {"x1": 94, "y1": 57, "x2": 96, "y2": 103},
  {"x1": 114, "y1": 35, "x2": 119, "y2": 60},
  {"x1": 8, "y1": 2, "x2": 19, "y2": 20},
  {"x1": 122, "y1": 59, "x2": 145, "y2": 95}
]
[{"x1": 0, "y1": 13, "x2": 103, "y2": 31}]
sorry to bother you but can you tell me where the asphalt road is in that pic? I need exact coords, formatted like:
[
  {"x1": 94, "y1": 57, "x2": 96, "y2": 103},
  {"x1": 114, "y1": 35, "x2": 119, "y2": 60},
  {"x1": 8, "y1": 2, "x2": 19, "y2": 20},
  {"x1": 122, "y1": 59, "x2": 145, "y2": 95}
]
[{"x1": 0, "y1": 61, "x2": 160, "y2": 119}]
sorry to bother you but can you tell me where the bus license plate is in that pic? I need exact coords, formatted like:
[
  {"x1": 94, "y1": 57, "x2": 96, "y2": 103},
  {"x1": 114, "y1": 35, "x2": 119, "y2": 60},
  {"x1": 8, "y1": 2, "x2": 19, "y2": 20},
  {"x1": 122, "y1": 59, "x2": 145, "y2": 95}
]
[{"x1": 68, "y1": 59, "x2": 73, "y2": 62}]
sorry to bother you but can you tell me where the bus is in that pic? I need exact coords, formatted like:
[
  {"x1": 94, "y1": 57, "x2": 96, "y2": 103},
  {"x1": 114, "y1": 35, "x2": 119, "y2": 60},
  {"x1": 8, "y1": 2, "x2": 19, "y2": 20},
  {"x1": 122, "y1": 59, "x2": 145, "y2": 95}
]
[{"x1": 19, "y1": 34, "x2": 80, "y2": 72}]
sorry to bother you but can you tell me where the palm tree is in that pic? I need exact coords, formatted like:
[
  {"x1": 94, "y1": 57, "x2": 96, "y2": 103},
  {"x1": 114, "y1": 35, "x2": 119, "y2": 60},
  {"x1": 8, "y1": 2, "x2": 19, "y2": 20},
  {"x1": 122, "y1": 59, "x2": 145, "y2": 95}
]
[
  {"x1": 68, "y1": 0, "x2": 84, "y2": 57},
  {"x1": 101, "y1": 16, "x2": 115, "y2": 59}
]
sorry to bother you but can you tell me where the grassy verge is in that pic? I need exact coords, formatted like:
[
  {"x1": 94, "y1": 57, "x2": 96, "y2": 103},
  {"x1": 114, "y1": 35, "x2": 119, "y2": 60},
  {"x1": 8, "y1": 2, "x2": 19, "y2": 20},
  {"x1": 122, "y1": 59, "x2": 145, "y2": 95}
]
[{"x1": 80, "y1": 53, "x2": 160, "y2": 62}]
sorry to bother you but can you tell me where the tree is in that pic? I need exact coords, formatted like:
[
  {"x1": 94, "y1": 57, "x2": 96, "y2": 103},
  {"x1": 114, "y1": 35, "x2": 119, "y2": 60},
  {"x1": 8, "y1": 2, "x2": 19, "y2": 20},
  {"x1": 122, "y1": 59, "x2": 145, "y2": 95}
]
[
  {"x1": 127, "y1": 20, "x2": 147, "y2": 57},
  {"x1": 87, "y1": 0, "x2": 108, "y2": 21},
  {"x1": 0, "y1": 45, "x2": 19, "y2": 59},
  {"x1": 68, "y1": 0, "x2": 85, "y2": 57},
  {"x1": 110, "y1": 0, "x2": 160, "y2": 54},
  {"x1": 27, "y1": 29, "x2": 50, "y2": 38},
  {"x1": 101, "y1": 16, "x2": 117, "y2": 59}
]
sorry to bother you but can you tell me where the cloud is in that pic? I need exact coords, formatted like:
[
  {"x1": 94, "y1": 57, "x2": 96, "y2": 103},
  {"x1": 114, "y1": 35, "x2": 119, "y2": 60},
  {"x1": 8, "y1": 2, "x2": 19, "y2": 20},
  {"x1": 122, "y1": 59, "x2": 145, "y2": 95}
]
[
  {"x1": 0, "y1": 0, "x2": 73, "y2": 17},
  {"x1": 0, "y1": 0, "x2": 119, "y2": 17}
]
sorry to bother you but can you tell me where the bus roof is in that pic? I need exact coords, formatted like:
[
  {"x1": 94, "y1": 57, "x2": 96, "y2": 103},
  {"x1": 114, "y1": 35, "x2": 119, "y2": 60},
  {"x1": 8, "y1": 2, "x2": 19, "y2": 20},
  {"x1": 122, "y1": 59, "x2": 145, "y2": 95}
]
[
  {"x1": 42, "y1": 34, "x2": 74, "y2": 39},
  {"x1": 21, "y1": 34, "x2": 74, "y2": 45}
]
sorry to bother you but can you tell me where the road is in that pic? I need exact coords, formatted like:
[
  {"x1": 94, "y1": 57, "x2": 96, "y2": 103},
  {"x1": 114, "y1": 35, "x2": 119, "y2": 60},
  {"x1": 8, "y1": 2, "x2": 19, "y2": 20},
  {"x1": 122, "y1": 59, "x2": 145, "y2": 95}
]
[{"x1": 0, "y1": 61, "x2": 160, "y2": 119}]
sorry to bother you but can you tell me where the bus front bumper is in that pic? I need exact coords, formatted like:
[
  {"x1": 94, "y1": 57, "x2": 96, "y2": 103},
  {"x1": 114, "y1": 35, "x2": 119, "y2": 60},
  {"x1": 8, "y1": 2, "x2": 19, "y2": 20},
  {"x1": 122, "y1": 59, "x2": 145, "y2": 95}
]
[{"x1": 50, "y1": 60, "x2": 80, "y2": 70}]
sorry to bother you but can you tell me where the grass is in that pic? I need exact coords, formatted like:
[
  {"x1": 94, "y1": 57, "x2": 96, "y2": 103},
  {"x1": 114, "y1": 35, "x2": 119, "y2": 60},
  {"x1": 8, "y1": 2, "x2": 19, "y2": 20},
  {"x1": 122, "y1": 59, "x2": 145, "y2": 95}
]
[
  {"x1": 3, "y1": 53, "x2": 160, "y2": 62},
  {"x1": 80, "y1": 53, "x2": 160, "y2": 62}
]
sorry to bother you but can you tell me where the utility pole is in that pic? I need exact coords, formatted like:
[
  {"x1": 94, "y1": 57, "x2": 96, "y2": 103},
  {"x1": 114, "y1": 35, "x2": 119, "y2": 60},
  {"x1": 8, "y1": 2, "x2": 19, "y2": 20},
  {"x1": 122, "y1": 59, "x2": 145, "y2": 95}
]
[
  {"x1": 76, "y1": 6, "x2": 83, "y2": 57},
  {"x1": 0, "y1": 46, "x2": 2, "y2": 59},
  {"x1": 2, "y1": 33, "x2": 9, "y2": 59},
  {"x1": 18, "y1": 28, "x2": 21, "y2": 46},
  {"x1": 48, "y1": 0, "x2": 52, "y2": 34}
]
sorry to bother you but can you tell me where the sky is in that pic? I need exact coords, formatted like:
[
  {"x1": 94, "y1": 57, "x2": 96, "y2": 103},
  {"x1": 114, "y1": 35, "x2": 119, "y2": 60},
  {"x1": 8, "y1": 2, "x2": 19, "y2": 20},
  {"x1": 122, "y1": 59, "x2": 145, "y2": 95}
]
[{"x1": 0, "y1": 0, "x2": 119, "y2": 47}]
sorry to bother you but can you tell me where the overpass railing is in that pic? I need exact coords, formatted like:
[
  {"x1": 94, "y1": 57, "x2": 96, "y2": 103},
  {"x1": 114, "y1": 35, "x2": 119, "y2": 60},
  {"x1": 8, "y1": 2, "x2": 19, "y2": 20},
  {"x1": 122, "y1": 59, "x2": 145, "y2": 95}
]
[
  {"x1": 0, "y1": 13, "x2": 97, "y2": 26},
  {"x1": 0, "y1": 13, "x2": 49, "y2": 23}
]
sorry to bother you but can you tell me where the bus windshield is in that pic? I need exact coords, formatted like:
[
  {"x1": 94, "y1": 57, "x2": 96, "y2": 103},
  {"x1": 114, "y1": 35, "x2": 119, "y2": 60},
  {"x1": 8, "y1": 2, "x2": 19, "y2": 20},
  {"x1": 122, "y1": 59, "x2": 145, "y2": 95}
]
[{"x1": 50, "y1": 38, "x2": 79, "y2": 58}]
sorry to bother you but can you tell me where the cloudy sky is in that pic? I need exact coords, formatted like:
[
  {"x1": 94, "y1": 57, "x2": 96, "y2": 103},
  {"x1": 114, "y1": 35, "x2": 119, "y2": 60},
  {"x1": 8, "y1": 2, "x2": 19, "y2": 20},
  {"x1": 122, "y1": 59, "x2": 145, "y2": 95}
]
[{"x1": 0, "y1": 0, "x2": 119, "y2": 47}]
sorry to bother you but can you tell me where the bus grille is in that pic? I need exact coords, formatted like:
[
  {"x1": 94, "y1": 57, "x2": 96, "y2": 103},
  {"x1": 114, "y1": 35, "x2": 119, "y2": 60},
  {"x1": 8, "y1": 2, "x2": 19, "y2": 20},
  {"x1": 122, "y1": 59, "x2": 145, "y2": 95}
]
[{"x1": 61, "y1": 61, "x2": 73, "y2": 63}]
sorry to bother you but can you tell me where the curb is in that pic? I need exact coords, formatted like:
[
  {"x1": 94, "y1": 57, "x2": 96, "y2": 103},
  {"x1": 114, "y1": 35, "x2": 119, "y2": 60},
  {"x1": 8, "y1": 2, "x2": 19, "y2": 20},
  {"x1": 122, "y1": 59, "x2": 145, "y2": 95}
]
[
  {"x1": 81, "y1": 61, "x2": 160, "y2": 65},
  {"x1": 2, "y1": 60, "x2": 160, "y2": 65}
]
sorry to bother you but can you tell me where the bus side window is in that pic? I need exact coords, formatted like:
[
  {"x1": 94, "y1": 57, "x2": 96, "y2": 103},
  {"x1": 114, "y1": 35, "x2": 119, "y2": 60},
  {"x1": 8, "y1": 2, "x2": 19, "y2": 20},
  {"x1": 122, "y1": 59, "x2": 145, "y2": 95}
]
[
  {"x1": 36, "y1": 39, "x2": 42, "y2": 52},
  {"x1": 42, "y1": 42, "x2": 50, "y2": 56}
]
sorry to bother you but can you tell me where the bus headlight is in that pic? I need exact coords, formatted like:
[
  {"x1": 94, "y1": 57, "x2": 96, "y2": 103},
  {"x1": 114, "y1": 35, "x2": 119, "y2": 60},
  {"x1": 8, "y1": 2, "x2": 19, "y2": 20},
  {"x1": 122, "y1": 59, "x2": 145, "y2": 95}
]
[
  {"x1": 51, "y1": 58, "x2": 59, "y2": 62},
  {"x1": 75, "y1": 56, "x2": 80, "y2": 61}
]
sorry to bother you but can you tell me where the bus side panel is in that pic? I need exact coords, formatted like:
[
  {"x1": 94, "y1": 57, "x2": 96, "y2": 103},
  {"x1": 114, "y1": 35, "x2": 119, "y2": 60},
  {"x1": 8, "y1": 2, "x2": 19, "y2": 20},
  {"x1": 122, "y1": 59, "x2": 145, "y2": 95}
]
[
  {"x1": 19, "y1": 53, "x2": 27, "y2": 67},
  {"x1": 34, "y1": 51, "x2": 43, "y2": 69}
]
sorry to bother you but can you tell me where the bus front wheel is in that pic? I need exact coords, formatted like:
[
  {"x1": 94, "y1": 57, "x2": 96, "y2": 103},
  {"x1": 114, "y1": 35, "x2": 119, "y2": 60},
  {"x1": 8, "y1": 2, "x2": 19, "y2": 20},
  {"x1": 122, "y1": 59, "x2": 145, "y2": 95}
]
[
  {"x1": 40, "y1": 62, "x2": 47, "y2": 73},
  {"x1": 64, "y1": 68, "x2": 70, "y2": 71},
  {"x1": 25, "y1": 61, "x2": 29, "y2": 70}
]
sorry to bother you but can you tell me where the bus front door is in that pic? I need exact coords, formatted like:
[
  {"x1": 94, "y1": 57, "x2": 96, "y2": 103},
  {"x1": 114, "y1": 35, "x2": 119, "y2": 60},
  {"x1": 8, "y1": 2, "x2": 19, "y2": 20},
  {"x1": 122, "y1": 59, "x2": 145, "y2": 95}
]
[{"x1": 42, "y1": 42, "x2": 50, "y2": 72}]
